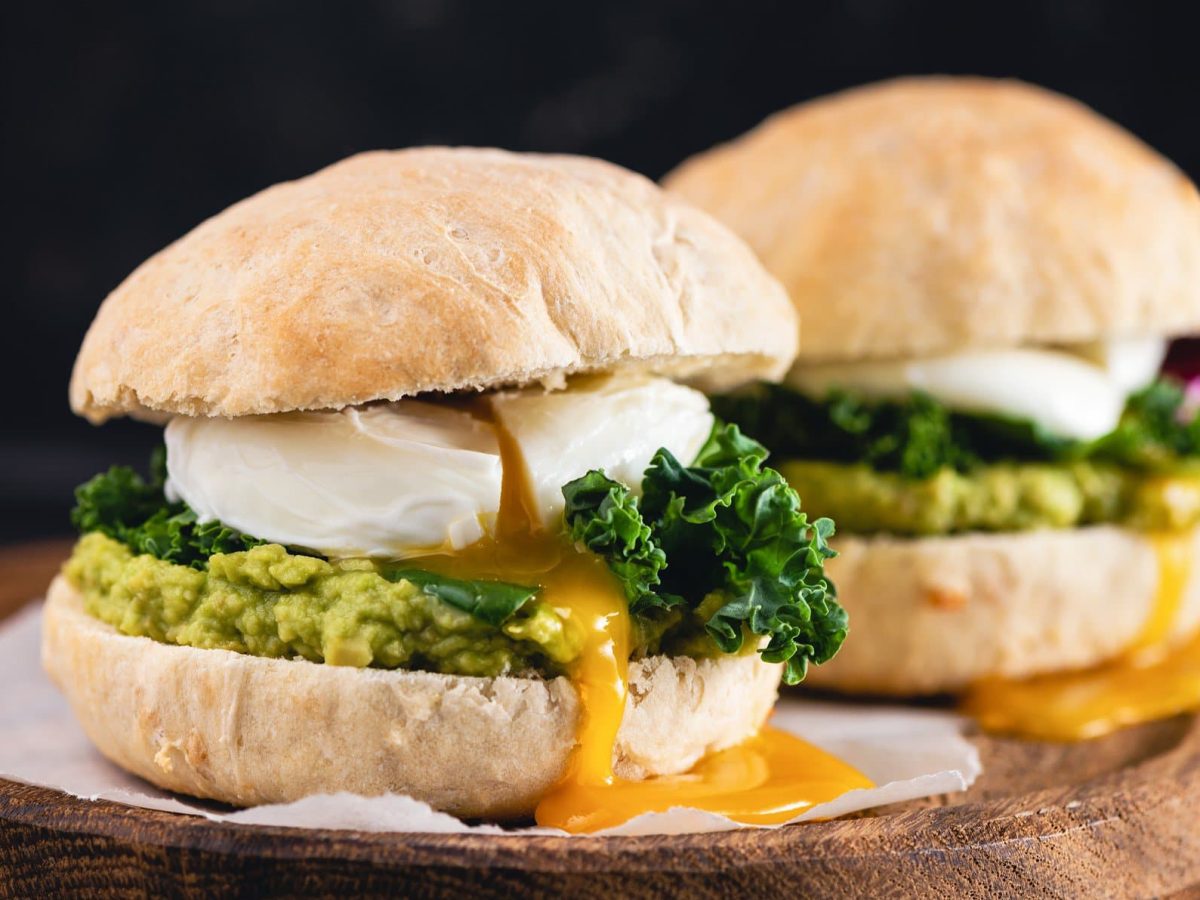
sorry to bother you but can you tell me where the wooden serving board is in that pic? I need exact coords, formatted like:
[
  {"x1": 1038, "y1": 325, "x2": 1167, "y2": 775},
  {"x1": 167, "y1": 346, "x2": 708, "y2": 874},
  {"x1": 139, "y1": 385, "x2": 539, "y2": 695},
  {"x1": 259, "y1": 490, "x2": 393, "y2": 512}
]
[{"x1": 1, "y1": 540, "x2": 1198, "y2": 898}]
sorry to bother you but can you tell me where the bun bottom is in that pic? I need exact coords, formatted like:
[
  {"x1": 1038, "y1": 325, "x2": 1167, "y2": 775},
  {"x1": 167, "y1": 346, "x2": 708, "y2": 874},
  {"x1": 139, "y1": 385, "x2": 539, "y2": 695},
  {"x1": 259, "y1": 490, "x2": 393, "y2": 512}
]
[
  {"x1": 41, "y1": 576, "x2": 781, "y2": 819},
  {"x1": 804, "y1": 525, "x2": 1200, "y2": 695}
]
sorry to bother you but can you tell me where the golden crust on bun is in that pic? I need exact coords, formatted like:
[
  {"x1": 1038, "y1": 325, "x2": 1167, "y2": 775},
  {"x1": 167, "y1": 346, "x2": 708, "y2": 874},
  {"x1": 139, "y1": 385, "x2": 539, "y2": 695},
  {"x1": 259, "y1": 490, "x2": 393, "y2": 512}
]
[
  {"x1": 72, "y1": 148, "x2": 796, "y2": 423},
  {"x1": 666, "y1": 77, "x2": 1200, "y2": 362}
]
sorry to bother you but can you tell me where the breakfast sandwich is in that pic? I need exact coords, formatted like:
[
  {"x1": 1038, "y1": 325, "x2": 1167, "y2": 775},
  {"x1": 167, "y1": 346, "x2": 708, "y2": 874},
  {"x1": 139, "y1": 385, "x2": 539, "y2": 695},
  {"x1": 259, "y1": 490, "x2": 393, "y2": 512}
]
[
  {"x1": 46, "y1": 147, "x2": 860, "y2": 830},
  {"x1": 666, "y1": 77, "x2": 1200, "y2": 739}
]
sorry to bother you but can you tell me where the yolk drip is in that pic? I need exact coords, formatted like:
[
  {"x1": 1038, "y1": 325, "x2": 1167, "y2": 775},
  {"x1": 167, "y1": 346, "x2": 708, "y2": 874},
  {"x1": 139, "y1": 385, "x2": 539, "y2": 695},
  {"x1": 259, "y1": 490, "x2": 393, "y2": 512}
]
[
  {"x1": 415, "y1": 405, "x2": 872, "y2": 832},
  {"x1": 1126, "y1": 532, "x2": 1193, "y2": 661},
  {"x1": 534, "y1": 725, "x2": 874, "y2": 833},
  {"x1": 961, "y1": 532, "x2": 1200, "y2": 741}
]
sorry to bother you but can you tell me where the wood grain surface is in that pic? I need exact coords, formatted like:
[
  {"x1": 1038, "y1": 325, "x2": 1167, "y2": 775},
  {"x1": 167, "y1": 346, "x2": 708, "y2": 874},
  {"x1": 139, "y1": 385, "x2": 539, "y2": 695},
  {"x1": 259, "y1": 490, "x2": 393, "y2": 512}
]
[{"x1": 1, "y1": 539, "x2": 1198, "y2": 898}]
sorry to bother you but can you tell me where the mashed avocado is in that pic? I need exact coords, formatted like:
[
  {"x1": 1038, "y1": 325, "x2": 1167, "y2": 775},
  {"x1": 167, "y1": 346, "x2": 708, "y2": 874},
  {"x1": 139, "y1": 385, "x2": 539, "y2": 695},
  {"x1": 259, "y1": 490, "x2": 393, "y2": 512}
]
[
  {"x1": 779, "y1": 460, "x2": 1200, "y2": 535},
  {"x1": 65, "y1": 533, "x2": 583, "y2": 677}
]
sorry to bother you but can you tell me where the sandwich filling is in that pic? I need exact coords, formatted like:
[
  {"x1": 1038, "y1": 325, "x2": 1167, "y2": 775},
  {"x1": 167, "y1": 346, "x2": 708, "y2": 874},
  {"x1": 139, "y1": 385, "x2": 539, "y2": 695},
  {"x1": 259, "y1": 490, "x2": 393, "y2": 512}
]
[
  {"x1": 66, "y1": 374, "x2": 847, "y2": 682},
  {"x1": 717, "y1": 338, "x2": 1200, "y2": 741},
  {"x1": 715, "y1": 338, "x2": 1200, "y2": 536}
]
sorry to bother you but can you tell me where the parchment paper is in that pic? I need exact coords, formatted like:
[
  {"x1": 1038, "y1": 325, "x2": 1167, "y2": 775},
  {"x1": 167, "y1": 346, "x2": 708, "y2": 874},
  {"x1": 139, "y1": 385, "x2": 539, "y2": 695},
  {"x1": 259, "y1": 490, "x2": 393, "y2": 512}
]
[{"x1": 0, "y1": 602, "x2": 981, "y2": 836}]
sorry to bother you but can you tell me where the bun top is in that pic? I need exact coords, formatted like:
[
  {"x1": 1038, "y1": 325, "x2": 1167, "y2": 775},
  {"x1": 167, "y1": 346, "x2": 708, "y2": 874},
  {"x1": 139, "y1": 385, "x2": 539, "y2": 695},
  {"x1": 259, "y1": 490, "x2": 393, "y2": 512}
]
[
  {"x1": 71, "y1": 148, "x2": 796, "y2": 423},
  {"x1": 665, "y1": 77, "x2": 1200, "y2": 363}
]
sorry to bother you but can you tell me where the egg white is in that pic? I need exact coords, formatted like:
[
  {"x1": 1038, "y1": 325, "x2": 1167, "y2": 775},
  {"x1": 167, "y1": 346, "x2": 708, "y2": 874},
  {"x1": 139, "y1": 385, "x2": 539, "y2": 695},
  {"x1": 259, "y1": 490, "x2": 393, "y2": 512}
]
[
  {"x1": 786, "y1": 339, "x2": 1166, "y2": 442},
  {"x1": 164, "y1": 374, "x2": 716, "y2": 557},
  {"x1": 165, "y1": 401, "x2": 503, "y2": 559},
  {"x1": 490, "y1": 374, "x2": 715, "y2": 529}
]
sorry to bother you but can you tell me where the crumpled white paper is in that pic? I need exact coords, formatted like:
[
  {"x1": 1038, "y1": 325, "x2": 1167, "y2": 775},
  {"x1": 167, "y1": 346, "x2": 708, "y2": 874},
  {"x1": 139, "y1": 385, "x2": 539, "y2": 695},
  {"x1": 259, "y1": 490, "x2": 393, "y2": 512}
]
[{"x1": 0, "y1": 602, "x2": 981, "y2": 836}]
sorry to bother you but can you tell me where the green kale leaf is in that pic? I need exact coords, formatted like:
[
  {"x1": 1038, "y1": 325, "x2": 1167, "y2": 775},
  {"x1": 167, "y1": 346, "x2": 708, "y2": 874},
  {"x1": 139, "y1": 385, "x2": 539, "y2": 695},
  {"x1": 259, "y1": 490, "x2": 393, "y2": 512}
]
[
  {"x1": 1090, "y1": 379, "x2": 1200, "y2": 468},
  {"x1": 712, "y1": 384, "x2": 976, "y2": 478},
  {"x1": 562, "y1": 422, "x2": 846, "y2": 684},
  {"x1": 70, "y1": 447, "x2": 264, "y2": 569},
  {"x1": 712, "y1": 378, "x2": 1200, "y2": 477},
  {"x1": 562, "y1": 470, "x2": 672, "y2": 614}
]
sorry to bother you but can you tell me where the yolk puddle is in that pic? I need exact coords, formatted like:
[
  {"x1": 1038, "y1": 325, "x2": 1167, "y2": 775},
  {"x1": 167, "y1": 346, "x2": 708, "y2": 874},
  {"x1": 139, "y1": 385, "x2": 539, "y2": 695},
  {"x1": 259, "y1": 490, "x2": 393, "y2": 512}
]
[
  {"x1": 535, "y1": 725, "x2": 874, "y2": 833},
  {"x1": 961, "y1": 532, "x2": 1200, "y2": 741},
  {"x1": 414, "y1": 404, "x2": 872, "y2": 832}
]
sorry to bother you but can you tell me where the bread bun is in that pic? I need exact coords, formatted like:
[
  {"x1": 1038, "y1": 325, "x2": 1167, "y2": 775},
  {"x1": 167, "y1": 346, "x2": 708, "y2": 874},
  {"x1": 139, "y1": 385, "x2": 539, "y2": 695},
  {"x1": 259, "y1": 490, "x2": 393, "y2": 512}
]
[
  {"x1": 41, "y1": 576, "x2": 781, "y2": 818},
  {"x1": 665, "y1": 77, "x2": 1200, "y2": 362},
  {"x1": 70, "y1": 148, "x2": 796, "y2": 424},
  {"x1": 802, "y1": 525, "x2": 1200, "y2": 695}
]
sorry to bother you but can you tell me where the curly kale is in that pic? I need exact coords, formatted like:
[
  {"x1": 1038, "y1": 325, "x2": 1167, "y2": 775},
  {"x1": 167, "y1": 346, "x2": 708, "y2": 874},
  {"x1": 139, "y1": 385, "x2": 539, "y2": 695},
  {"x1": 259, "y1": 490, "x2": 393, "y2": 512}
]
[
  {"x1": 70, "y1": 447, "x2": 263, "y2": 568},
  {"x1": 563, "y1": 423, "x2": 845, "y2": 684},
  {"x1": 712, "y1": 379, "x2": 1200, "y2": 478}
]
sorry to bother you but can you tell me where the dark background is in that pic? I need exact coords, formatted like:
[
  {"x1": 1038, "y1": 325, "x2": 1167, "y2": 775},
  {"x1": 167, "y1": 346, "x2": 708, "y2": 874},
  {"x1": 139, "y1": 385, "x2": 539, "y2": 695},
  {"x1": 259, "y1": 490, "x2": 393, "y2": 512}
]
[{"x1": 4, "y1": 0, "x2": 1199, "y2": 541}]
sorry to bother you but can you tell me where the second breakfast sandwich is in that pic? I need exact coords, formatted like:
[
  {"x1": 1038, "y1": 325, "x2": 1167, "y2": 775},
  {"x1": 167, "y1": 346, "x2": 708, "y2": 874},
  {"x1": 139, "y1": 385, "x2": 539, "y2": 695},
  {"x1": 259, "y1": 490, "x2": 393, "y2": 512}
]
[
  {"x1": 46, "y1": 147, "x2": 855, "y2": 829},
  {"x1": 666, "y1": 78, "x2": 1200, "y2": 724}
]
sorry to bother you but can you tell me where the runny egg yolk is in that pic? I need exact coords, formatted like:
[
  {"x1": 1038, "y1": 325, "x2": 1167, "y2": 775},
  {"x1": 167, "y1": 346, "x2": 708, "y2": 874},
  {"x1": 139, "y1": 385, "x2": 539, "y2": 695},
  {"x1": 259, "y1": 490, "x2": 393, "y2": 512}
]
[
  {"x1": 962, "y1": 532, "x2": 1200, "y2": 741},
  {"x1": 536, "y1": 725, "x2": 875, "y2": 833},
  {"x1": 408, "y1": 404, "x2": 872, "y2": 832}
]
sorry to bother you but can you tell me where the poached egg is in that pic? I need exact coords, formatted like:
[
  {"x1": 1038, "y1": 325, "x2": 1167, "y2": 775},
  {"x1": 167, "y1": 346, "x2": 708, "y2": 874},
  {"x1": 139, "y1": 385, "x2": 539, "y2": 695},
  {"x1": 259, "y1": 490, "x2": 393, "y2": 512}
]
[
  {"x1": 165, "y1": 401, "x2": 504, "y2": 559},
  {"x1": 786, "y1": 337, "x2": 1167, "y2": 442},
  {"x1": 490, "y1": 374, "x2": 715, "y2": 529},
  {"x1": 165, "y1": 374, "x2": 715, "y2": 557}
]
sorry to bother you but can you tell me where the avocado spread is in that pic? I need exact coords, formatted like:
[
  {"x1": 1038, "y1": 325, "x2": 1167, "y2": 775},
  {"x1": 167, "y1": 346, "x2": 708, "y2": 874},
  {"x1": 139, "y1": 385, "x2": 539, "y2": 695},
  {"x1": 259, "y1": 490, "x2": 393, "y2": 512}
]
[
  {"x1": 780, "y1": 460, "x2": 1200, "y2": 536},
  {"x1": 65, "y1": 532, "x2": 583, "y2": 677}
]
